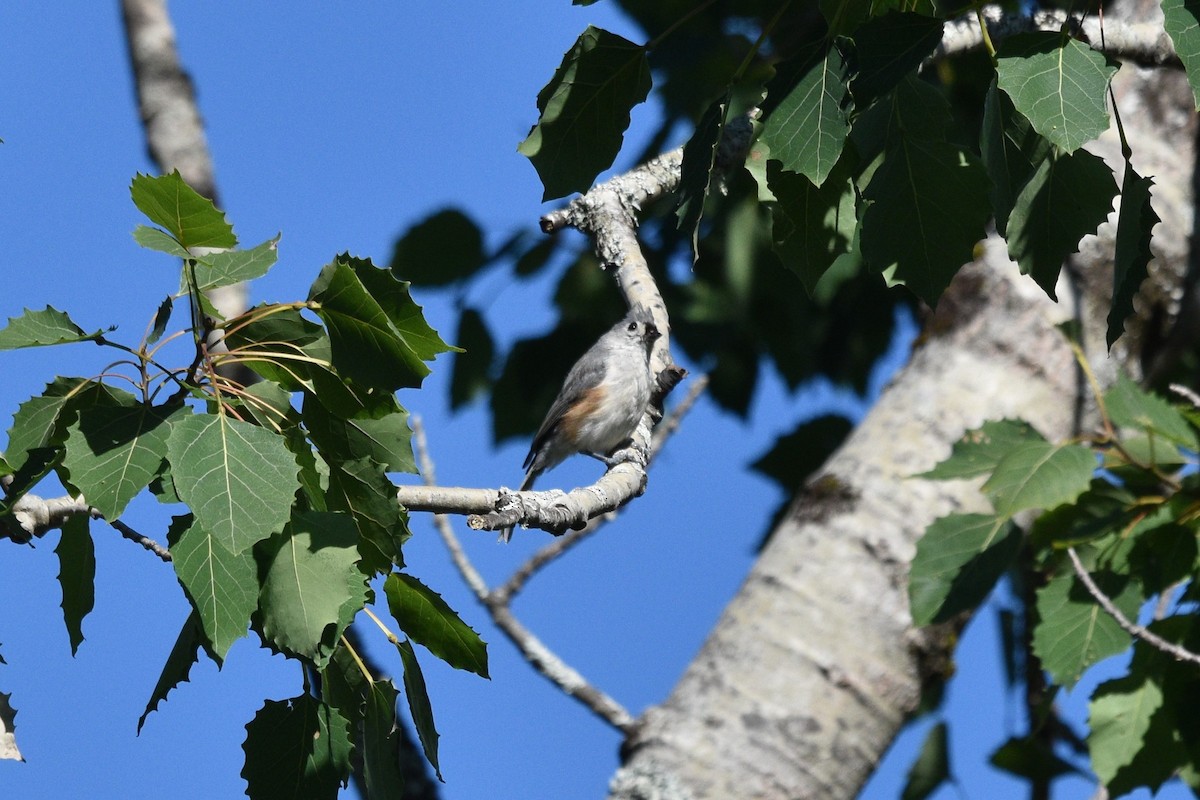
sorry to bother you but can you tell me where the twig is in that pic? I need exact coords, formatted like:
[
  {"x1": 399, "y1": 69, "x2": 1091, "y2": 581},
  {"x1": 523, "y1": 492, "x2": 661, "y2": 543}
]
[
  {"x1": 1066, "y1": 547, "x2": 1200, "y2": 666},
  {"x1": 104, "y1": 515, "x2": 172, "y2": 562},
  {"x1": 496, "y1": 374, "x2": 709, "y2": 604},
  {"x1": 411, "y1": 416, "x2": 636, "y2": 733},
  {"x1": 1168, "y1": 383, "x2": 1200, "y2": 409}
]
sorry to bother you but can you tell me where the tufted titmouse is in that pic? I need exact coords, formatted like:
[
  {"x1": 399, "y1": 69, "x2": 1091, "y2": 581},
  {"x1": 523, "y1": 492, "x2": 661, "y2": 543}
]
[{"x1": 501, "y1": 311, "x2": 661, "y2": 541}]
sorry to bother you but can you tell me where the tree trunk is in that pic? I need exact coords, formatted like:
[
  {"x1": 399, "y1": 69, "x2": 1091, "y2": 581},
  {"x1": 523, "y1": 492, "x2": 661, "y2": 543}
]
[{"x1": 610, "y1": 10, "x2": 1196, "y2": 798}]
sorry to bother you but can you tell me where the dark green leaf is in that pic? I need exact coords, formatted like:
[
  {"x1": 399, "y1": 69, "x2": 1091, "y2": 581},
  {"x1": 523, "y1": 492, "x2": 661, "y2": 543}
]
[
  {"x1": 513, "y1": 237, "x2": 557, "y2": 277},
  {"x1": 982, "y1": 440, "x2": 1096, "y2": 517},
  {"x1": 1033, "y1": 567, "x2": 1138, "y2": 687},
  {"x1": 56, "y1": 514, "x2": 94, "y2": 656},
  {"x1": 1006, "y1": 149, "x2": 1118, "y2": 299},
  {"x1": 920, "y1": 419, "x2": 1042, "y2": 480},
  {"x1": 751, "y1": 414, "x2": 854, "y2": 491},
  {"x1": 130, "y1": 171, "x2": 236, "y2": 250},
  {"x1": 762, "y1": 47, "x2": 850, "y2": 186},
  {"x1": 861, "y1": 137, "x2": 990, "y2": 304},
  {"x1": 302, "y1": 393, "x2": 415, "y2": 474},
  {"x1": 1163, "y1": 0, "x2": 1200, "y2": 109},
  {"x1": 0, "y1": 307, "x2": 103, "y2": 350},
  {"x1": 767, "y1": 156, "x2": 858, "y2": 294},
  {"x1": 449, "y1": 308, "x2": 496, "y2": 410},
  {"x1": 257, "y1": 511, "x2": 368, "y2": 668},
  {"x1": 396, "y1": 638, "x2": 442, "y2": 781},
  {"x1": 1089, "y1": 665, "x2": 1164, "y2": 786},
  {"x1": 363, "y1": 682, "x2": 407, "y2": 798},
  {"x1": 1105, "y1": 373, "x2": 1197, "y2": 448},
  {"x1": 820, "y1": 0, "x2": 871, "y2": 37},
  {"x1": 902, "y1": 721, "x2": 950, "y2": 800},
  {"x1": 910, "y1": 513, "x2": 1021, "y2": 625},
  {"x1": 308, "y1": 255, "x2": 452, "y2": 392},
  {"x1": 325, "y1": 457, "x2": 408, "y2": 575},
  {"x1": 168, "y1": 515, "x2": 257, "y2": 664},
  {"x1": 61, "y1": 403, "x2": 185, "y2": 521},
  {"x1": 148, "y1": 296, "x2": 173, "y2": 346},
  {"x1": 241, "y1": 695, "x2": 352, "y2": 799},
  {"x1": 137, "y1": 612, "x2": 204, "y2": 734},
  {"x1": 848, "y1": 12, "x2": 945, "y2": 103},
  {"x1": 518, "y1": 26, "x2": 652, "y2": 200},
  {"x1": 390, "y1": 209, "x2": 486, "y2": 286},
  {"x1": 384, "y1": 573, "x2": 489, "y2": 678},
  {"x1": 187, "y1": 235, "x2": 280, "y2": 293},
  {"x1": 4, "y1": 378, "x2": 94, "y2": 473},
  {"x1": 996, "y1": 33, "x2": 1119, "y2": 152},
  {"x1": 676, "y1": 91, "x2": 731, "y2": 257},
  {"x1": 990, "y1": 735, "x2": 1080, "y2": 781},
  {"x1": 1109, "y1": 165, "x2": 1160, "y2": 347},
  {"x1": 980, "y1": 78, "x2": 1052, "y2": 236},
  {"x1": 1028, "y1": 479, "x2": 1137, "y2": 548},
  {"x1": 166, "y1": 412, "x2": 300, "y2": 554}
]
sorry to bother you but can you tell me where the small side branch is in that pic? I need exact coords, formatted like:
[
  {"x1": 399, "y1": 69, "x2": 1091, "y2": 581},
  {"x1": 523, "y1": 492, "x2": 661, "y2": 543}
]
[
  {"x1": 3, "y1": 492, "x2": 171, "y2": 563},
  {"x1": 1066, "y1": 547, "x2": 1200, "y2": 666}
]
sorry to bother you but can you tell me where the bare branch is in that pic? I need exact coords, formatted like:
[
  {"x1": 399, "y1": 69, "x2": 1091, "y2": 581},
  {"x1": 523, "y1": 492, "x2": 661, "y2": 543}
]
[
  {"x1": 3, "y1": 491, "x2": 171, "y2": 562},
  {"x1": 412, "y1": 417, "x2": 635, "y2": 732},
  {"x1": 1066, "y1": 547, "x2": 1200, "y2": 666},
  {"x1": 935, "y1": 6, "x2": 1180, "y2": 67}
]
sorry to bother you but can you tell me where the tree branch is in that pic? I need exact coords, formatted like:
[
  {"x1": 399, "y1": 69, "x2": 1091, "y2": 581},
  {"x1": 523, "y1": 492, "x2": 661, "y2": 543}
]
[
  {"x1": 411, "y1": 417, "x2": 636, "y2": 733},
  {"x1": 1066, "y1": 547, "x2": 1200, "y2": 666},
  {"x1": 2, "y1": 491, "x2": 171, "y2": 562},
  {"x1": 935, "y1": 6, "x2": 1180, "y2": 67}
]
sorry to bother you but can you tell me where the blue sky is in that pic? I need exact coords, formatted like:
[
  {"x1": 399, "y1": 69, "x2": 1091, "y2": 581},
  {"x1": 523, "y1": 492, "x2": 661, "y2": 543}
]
[{"x1": 0, "y1": 5, "x2": 1188, "y2": 799}]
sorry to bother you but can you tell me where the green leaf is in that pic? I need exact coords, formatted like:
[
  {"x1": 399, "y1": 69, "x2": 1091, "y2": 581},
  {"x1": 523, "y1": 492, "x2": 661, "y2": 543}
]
[
  {"x1": 389, "y1": 208, "x2": 486, "y2": 286},
  {"x1": 982, "y1": 440, "x2": 1096, "y2": 517},
  {"x1": 990, "y1": 735, "x2": 1080, "y2": 781},
  {"x1": 363, "y1": 682, "x2": 407, "y2": 798},
  {"x1": 396, "y1": 638, "x2": 442, "y2": 781},
  {"x1": 518, "y1": 26, "x2": 651, "y2": 200},
  {"x1": 148, "y1": 296, "x2": 173, "y2": 346},
  {"x1": 56, "y1": 514, "x2": 94, "y2": 656},
  {"x1": 168, "y1": 514, "x2": 257, "y2": 664},
  {"x1": 1028, "y1": 479, "x2": 1138, "y2": 548},
  {"x1": 1032, "y1": 567, "x2": 1138, "y2": 687},
  {"x1": 910, "y1": 513, "x2": 1021, "y2": 625},
  {"x1": 308, "y1": 255, "x2": 452, "y2": 392},
  {"x1": 1005, "y1": 149, "x2": 1118, "y2": 299},
  {"x1": 996, "y1": 33, "x2": 1119, "y2": 152},
  {"x1": 241, "y1": 695, "x2": 352, "y2": 799},
  {"x1": 1162, "y1": 0, "x2": 1200, "y2": 110},
  {"x1": 257, "y1": 511, "x2": 368, "y2": 668},
  {"x1": 133, "y1": 224, "x2": 191, "y2": 258},
  {"x1": 920, "y1": 419, "x2": 1042, "y2": 480},
  {"x1": 762, "y1": 47, "x2": 850, "y2": 186},
  {"x1": 848, "y1": 12, "x2": 945, "y2": 103},
  {"x1": 676, "y1": 91, "x2": 732, "y2": 258},
  {"x1": 188, "y1": 235, "x2": 280, "y2": 293},
  {"x1": 820, "y1": 0, "x2": 871, "y2": 36},
  {"x1": 61, "y1": 403, "x2": 185, "y2": 521},
  {"x1": 902, "y1": 721, "x2": 951, "y2": 800},
  {"x1": 767, "y1": 154, "x2": 859, "y2": 294},
  {"x1": 302, "y1": 392, "x2": 415, "y2": 473},
  {"x1": 449, "y1": 308, "x2": 496, "y2": 410},
  {"x1": 130, "y1": 171, "x2": 236, "y2": 250},
  {"x1": 325, "y1": 457, "x2": 409, "y2": 575},
  {"x1": 861, "y1": 137, "x2": 990, "y2": 304},
  {"x1": 1089, "y1": 668, "x2": 1164, "y2": 786},
  {"x1": 1109, "y1": 165, "x2": 1160, "y2": 347},
  {"x1": 980, "y1": 77, "x2": 1052, "y2": 236},
  {"x1": 1105, "y1": 373, "x2": 1197, "y2": 449},
  {"x1": 166, "y1": 412, "x2": 300, "y2": 554},
  {"x1": 384, "y1": 573, "x2": 489, "y2": 678},
  {"x1": 4, "y1": 378, "x2": 93, "y2": 473},
  {"x1": 0, "y1": 307, "x2": 104, "y2": 350},
  {"x1": 137, "y1": 611, "x2": 204, "y2": 734}
]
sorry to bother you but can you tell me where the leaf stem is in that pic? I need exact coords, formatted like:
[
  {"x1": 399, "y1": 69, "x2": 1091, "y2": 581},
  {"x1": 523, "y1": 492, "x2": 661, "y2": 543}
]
[{"x1": 339, "y1": 634, "x2": 375, "y2": 684}]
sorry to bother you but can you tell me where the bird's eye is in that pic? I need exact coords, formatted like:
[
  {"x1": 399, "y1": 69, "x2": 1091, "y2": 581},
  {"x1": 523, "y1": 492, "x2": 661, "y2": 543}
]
[{"x1": 627, "y1": 321, "x2": 638, "y2": 332}]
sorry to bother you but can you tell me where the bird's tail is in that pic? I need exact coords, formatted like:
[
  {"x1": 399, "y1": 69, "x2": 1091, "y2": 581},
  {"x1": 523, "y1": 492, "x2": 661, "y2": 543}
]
[{"x1": 499, "y1": 470, "x2": 538, "y2": 542}]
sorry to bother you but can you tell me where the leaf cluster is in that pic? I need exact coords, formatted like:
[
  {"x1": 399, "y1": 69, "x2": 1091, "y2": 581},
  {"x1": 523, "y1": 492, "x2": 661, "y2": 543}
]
[
  {"x1": 911, "y1": 375, "x2": 1200, "y2": 797},
  {"x1": 0, "y1": 172, "x2": 486, "y2": 797}
]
